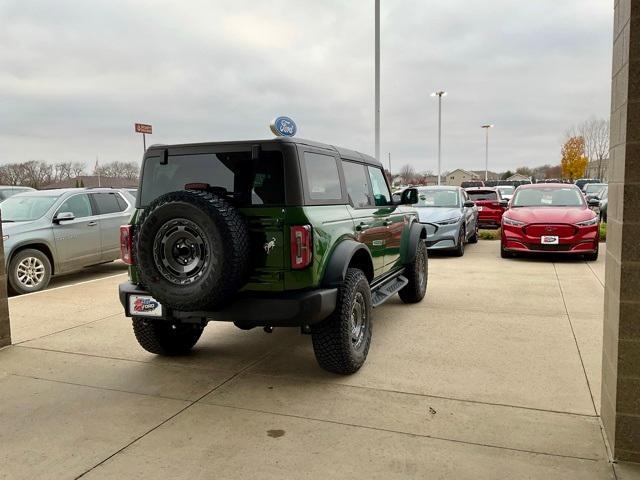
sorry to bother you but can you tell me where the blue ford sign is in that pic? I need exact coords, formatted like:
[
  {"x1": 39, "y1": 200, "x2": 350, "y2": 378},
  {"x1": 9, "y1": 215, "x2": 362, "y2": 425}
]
[{"x1": 270, "y1": 116, "x2": 297, "y2": 137}]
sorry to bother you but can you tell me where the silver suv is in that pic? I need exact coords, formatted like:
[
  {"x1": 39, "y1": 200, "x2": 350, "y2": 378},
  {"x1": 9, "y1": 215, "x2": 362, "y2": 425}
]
[{"x1": 1, "y1": 188, "x2": 135, "y2": 294}]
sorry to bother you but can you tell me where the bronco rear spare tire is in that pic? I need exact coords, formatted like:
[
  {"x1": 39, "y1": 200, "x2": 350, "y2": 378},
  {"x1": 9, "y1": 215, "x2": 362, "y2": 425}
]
[{"x1": 136, "y1": 190, "x2": 250, "y2": 311}]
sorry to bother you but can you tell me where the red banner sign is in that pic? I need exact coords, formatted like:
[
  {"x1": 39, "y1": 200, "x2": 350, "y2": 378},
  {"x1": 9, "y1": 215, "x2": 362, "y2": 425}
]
[{"x1": 135, "y1": 123, "x2": 152, "y2": 134}]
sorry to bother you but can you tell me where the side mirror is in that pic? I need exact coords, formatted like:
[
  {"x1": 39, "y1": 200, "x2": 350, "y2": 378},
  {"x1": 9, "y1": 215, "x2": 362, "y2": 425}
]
[
  {"x1": 499, "y1": 199, "x2": 509, "y2": 208},
  {"x1": 588, "y1": 199, "x2": 600, "y2": 208},
  {"x1": 463, "y1": 200, "x2": 475, "y2": 208},
  {"x1": 392, "y1": 193, "x2": 401, "y2": 204},
  {"x1": 54, "y1": 211, "x2": 75, "y2": 223},
  {"x1": 400, "y1": 188, "x2": 419, "y2": 205}
]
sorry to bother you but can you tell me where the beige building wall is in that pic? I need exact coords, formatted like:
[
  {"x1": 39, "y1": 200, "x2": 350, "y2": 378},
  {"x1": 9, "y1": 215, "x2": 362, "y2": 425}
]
[
  {"x1": 445, "y1": 169, "x2": 479, "y2": 186},
  {"x1": 601, "y1": 0, "x2": 640, "y2": 463}
]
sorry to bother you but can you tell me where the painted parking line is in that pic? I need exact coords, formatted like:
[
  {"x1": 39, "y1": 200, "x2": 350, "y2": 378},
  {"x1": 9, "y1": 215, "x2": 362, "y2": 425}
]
[{"x1": 8, "y1": 273, "x2": 128, "y2": 300}]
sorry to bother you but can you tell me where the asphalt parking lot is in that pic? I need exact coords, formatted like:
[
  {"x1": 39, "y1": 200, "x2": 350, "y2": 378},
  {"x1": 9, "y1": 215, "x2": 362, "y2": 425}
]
[{"x1": 1, "y1": 241, "x2": 637, "y2": 479}]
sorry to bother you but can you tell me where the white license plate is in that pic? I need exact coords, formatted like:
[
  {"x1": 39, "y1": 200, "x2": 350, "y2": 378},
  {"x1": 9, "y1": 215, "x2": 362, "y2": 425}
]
[
  {"x1": 477, "y1": 206, "x2": 483, "y2": 211},
  {"x1": 129, "y1": 295, "x2": 163, "y2": 317},
  {"x1": 541, "y1": 235, "x2": 559, "y2": 245}
]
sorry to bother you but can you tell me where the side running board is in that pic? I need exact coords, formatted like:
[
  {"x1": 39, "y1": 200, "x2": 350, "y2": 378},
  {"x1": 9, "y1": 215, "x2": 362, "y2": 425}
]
[{"x1": 371, "y1": 275, "x2": 408, "y2": 308}]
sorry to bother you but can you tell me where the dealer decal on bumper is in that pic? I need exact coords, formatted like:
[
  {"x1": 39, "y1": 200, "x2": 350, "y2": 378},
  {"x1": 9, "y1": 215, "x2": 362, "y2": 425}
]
[{"x1": 129, "y1": 295, "x2": 163, "y2": 317}]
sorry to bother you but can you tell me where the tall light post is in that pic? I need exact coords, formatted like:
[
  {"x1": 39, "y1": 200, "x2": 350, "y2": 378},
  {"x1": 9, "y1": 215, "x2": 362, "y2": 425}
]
[
  {"x1": 481, "y1": 124, "x2": 494, "y2": 182},
  {"x1": 375, "y1": 0, "x2": 380, "y2": 161},
  {"x1": 431, "y1": 91, "x2": 447, "y2": 185}
]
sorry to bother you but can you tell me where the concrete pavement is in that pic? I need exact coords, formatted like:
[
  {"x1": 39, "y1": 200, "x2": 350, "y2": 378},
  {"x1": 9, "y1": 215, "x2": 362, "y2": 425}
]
[{"x1": 0, "y1": 241, "x2": 629, "y2": 479}]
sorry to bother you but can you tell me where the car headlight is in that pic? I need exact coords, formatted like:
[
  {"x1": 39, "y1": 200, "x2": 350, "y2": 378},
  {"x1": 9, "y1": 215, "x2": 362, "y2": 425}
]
[
  {"x1": 576, "y1": 217, "x2": 599, "y2": 227},
  {"x1": 2, "y1": 235, "x2": 8, "y2": 241},
  {"x1": 436, "y1": 217, "x2": 461, "y2": 226},
  {"x1": 503, "y1": 216, "x2": 525, "y2": 226}
]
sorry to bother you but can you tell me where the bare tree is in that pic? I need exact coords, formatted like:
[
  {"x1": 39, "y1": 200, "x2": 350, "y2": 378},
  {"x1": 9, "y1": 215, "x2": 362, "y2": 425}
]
[
  {"x1": 96, "y1": 161, "x2": 139, "y2": 179},
  {"x1": 567, "y1": 117, "x2": 609, "y2": 178},
  {"x1": 398, "y1": 164, "x2": 415, "y2": 185},
  {"x1": 71, "y1": 162, "x2": 86, "y2": 178}
]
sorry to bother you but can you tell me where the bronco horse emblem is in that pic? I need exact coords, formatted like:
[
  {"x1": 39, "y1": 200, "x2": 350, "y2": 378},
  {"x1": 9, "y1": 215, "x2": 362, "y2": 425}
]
[{"x1": 264, "y1": 237, "x2": 276, "y2": 254}]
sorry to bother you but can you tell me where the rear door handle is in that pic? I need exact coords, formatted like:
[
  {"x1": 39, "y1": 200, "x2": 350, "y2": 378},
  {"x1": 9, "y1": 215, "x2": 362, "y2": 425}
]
[
  {"x1": 383, "y1": 219, "x2": 393, "y2": 226},
  {"x1": 356, "y1": 223, "x2": 370, "y2": 232},
  {"x1": 87, "y1": 221, "x2": 97, "y2": 226}
]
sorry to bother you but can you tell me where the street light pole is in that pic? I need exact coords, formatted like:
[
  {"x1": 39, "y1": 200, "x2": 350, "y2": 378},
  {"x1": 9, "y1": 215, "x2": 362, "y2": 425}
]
[
  {"x1": 431, "y1": 91, "x2": 447, "y2": 185},
  {"x1": 375, "y1": 0, "x2": 380, "y2": 162},
  {"x1": 481, "y1": 124, "x2": 494, "y2": 182}
]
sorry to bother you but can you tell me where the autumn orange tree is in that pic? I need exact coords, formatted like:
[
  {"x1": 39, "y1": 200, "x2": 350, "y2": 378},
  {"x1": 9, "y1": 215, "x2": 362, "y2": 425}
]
[{"x1": 561, "y1": 136, "x2": 588, "y2": 180}]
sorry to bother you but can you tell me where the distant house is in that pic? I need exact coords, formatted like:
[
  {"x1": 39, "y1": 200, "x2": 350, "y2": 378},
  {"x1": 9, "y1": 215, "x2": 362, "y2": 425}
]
[
  {"x1": 470, "y1": 170, "x2": 500, "y2": 181},
  {"x1": 445, "y1": 169, "x2": 480, "y2": 186},
  {"x1": 43, "y1": 176, "x2": 138, "y2": 189},
  {"x1": 505, "y1": 173, "x2": 532, "y2": 182}
]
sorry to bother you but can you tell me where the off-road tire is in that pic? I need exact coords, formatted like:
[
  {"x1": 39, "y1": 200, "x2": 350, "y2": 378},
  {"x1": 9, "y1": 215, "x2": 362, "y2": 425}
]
[
  {"x1": 468, "y1": 222, "x2": 479, "y2": 244},
  {"x1": 453, "y1": 226, "x2": 465, "y2": 257},
  {"x1": 399, "y1": 240, "x2": 428, "y2": 303},
  {"x1": 136, "y1": 190, "x2": 250, "y2": 311},
  {"x1": 8, "y1": 248, "x2": 52, "y2": 295},
  {"x1": 311, "y1": 269, "x2": 372, "y2": 375},
  {"x1": 132, "y1": 318, "x2": 204, "y2": 356}
]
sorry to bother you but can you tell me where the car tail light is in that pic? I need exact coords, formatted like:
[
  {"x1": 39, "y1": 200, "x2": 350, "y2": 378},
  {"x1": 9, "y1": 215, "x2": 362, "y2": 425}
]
[
  {"x1": 291, "y1": 225, "x2": 312, "y2": 269},
  {"x1": 120, "y1": 225, "x2": 134, "y2": 265}
]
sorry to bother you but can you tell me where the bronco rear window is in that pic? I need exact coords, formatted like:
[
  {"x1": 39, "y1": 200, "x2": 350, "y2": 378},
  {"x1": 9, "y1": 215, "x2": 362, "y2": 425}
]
[{"x1": 139, "y1": 151, "x2": 285, "y2": 207}]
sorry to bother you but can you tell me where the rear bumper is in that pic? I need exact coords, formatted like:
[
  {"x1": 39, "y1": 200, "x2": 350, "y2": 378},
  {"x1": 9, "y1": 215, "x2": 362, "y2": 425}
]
[
  {"x1": 119, "y1": 282, "x2": 337, "y2": 329},
  {"x1": 477, "y1": 215, "x2": 502, "y2": 229}
]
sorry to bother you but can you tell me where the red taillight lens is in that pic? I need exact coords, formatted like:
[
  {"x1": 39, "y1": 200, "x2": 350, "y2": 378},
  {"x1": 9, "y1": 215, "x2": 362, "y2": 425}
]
[
  {"x1": 120, "y1": 225, "x2": 134, "y2": 265},
  {"x1": 290, "y1": 225, "x2": 312, "y2": 269}
]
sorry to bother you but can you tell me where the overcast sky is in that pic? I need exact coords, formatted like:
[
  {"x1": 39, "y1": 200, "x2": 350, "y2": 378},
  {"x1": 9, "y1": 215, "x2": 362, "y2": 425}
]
[{"x1": 0, "y1": 0, "x2": 613, "y2": 174}]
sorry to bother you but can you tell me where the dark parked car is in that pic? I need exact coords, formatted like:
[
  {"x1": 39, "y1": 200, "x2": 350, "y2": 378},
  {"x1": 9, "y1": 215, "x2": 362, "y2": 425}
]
[
  {"x1": 465, "y1": 187, "x2": 507, "y2": 229},
  {"x1": 575, "y1": 178, "x2": 602, "y2": 191},
  {"x1": 461, "y1": 180, "x2": 484, "y2": 188},
  {"x1": 501, "y1": 183, "x2": 599, "y2": 260},
  {"x1": 598, "y1": 185, "x2": 608, "y2": 222}
]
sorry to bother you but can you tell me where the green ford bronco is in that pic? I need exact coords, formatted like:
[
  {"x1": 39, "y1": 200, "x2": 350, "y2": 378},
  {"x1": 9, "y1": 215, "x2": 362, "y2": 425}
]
[{"x1": 119, "y1": 138, "x2": 428, "y2": 374}]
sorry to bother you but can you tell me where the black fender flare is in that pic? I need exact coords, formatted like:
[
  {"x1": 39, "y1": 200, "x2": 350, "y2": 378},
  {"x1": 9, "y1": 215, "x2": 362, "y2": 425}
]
[
  {"x1": 321, "y1": 240, "x2": 374, "y2": 287},
  {"x1": 400, "y1": 222, "x2": 427, "y2": 265}
]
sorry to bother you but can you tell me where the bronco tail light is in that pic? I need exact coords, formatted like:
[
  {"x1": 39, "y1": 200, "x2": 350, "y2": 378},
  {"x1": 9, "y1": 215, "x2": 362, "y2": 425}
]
[
  {"x1": 120, "y1": 225, "x2": 134, "y2": 265},
  {"x1": 290, "y1": 225, "x2": 312, "y2": 269}
]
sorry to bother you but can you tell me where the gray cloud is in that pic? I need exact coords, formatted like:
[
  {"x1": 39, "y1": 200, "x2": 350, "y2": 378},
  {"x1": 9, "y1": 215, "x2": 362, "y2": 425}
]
[{"x1": 0, "y1": 0, "x2": 612, "y2": 173}]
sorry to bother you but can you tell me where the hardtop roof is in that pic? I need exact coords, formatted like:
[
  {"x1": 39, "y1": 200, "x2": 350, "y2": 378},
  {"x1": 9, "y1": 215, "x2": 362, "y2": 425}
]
[{"x1": 146, "y1": 137, "x2": 382, "y2": 167}]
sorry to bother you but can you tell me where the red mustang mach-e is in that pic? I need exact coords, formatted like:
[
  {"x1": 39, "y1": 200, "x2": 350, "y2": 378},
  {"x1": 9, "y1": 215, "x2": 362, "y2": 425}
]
[{"x1": 501, "y1": 183, "x2": 600, "y2": 260}]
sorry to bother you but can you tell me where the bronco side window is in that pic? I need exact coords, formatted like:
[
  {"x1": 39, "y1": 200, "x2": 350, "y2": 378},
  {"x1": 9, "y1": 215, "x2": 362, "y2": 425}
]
[
  {"x1": 302, "y1": 152, "x2": 342, "y2": 201},
  {"x1": 342, "y1": 161, "x2": 372, "y2": 208},
  {"x1": 367, "y1": 166, "x2": 391, "y2": 206}
]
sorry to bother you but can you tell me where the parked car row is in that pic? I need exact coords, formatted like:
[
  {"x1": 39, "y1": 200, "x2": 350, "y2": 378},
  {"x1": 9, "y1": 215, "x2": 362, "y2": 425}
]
[
  {"x1": 396, "y1": 182, "x2": 601, "y2": 261},
  {"x1": 0, "y1": 187, "x2": 136, "y2": 294}
]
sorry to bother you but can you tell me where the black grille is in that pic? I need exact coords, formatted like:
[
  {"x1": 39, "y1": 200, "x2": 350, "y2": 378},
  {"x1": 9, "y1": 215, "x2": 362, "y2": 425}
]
[{"x1": 526, "y1": 243, "x2": 572, "y2": 252}]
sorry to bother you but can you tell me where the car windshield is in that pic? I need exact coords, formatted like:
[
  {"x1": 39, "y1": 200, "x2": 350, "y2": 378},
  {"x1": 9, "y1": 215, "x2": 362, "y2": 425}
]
[
  {"x1": 497, "y1": 186, "x2": 514, "y2": 195},
  {"x1": 416, "y1": 190, "x2": 459, "y2": 208},
  {"x1": 512, "y1": 188, "x2": 585, "y2": 207},
  {"x1": 0, "y1": 195, "x2": 59, "y2": 221},
  {"x1": 585, "y1": 184, "x2": 606, "y2": 194},
  {"x1": 467, "y1": 190, "x2": 497, "y2": 201}
]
